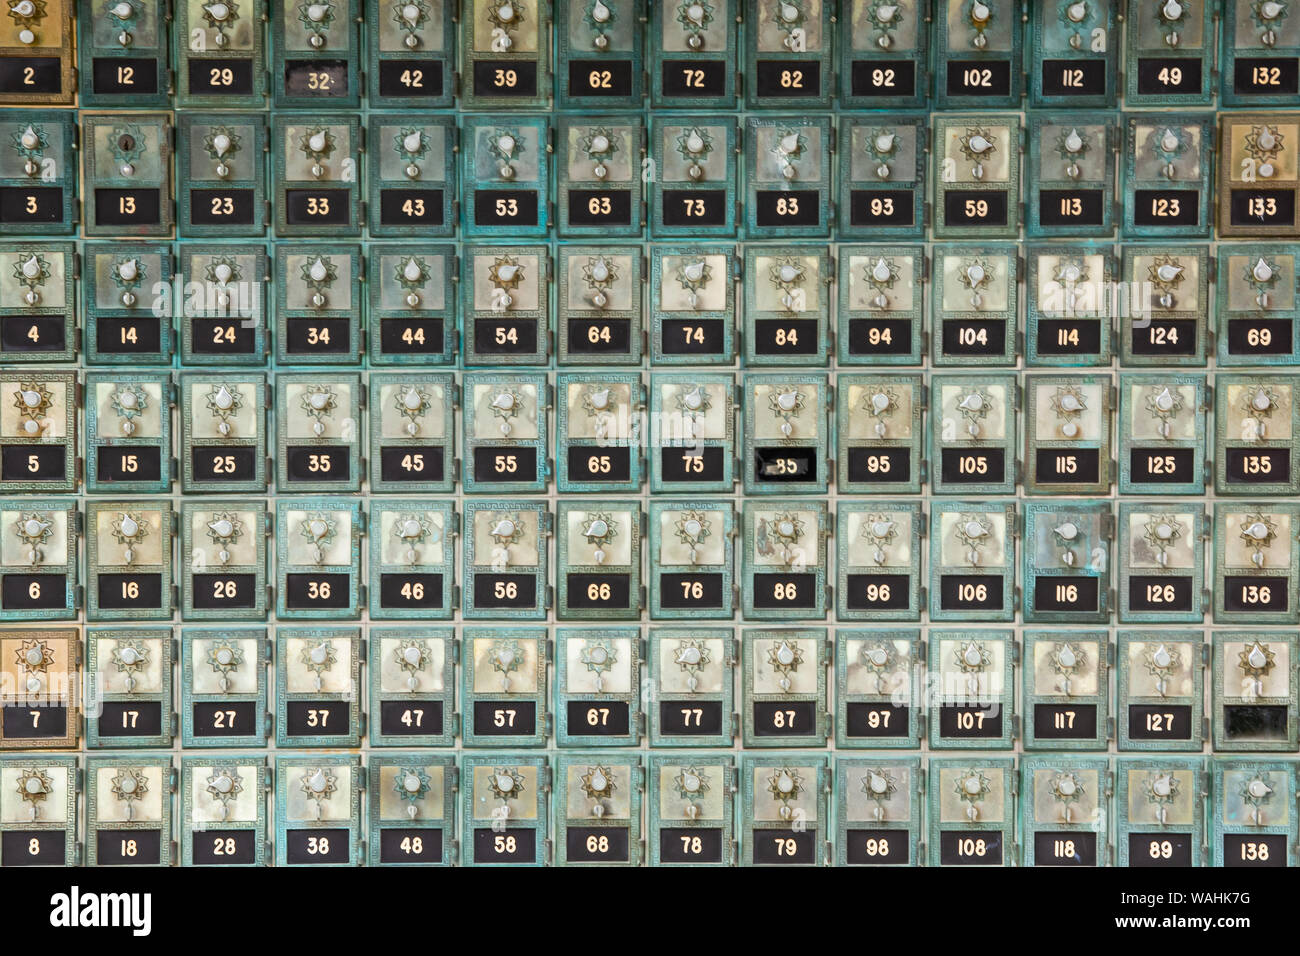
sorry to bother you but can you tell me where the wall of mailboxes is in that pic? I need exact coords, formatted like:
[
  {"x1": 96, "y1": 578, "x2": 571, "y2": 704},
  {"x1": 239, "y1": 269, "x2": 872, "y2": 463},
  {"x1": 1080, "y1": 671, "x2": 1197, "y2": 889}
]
[{"x1": 6, "y1": 0, "x2": 1300, "y2": 866}]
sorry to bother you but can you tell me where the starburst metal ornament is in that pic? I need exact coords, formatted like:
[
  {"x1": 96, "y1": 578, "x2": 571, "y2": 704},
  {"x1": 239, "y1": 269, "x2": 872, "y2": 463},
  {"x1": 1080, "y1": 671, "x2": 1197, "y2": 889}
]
[
  {"x1": 1246, "y1": 255, "x2": 1282, "y2": 310},
  {"x1": 394, "y1": 638, "x2": 430, "y2": 692},
  {"x1": 770, "y1": 128, "x2": 807, "y2": 181},
  {"x1": 1241, "y1": 772, "x2": 1275, "y2": 826},
  {"x1": 1145, "y1": 384, "x2": 1184, "y2": 439},
  {"x1": 1146, "y1": 769, "x2": 1180, "y2": 824},
  {"x1": 861, "y1": 386, "x2": 898, "y2": 437},
  {"x1": 582, "y1": 512, "x2": 617, "y2": 564},
  {"x1": 860, "y1": 513, "x2": 898, "y2": 566},
  {"x1": 1059, "y1": 0, "x2": 1095, "y2": 48},
  {"x1": 1143, "y1": 643, "x2": 1180, "y2": 698},
  {"x1": 205, "y1": 383, "x2": 243, "y2": 437},
  {"x1": 6, "y1": 0, "x2": 44, "y2": 43},
  {"x1": 861, "y1": 768, "x2": 898, "y2": 822},
  {"x1": 488, "y1": 255, "x2": 524, "y2": 312},
  {"x1": 1241, "y1": 382, "x2": 1279, "y2": 439},
  {"x1": 1239, "y1": 641, "x2": 1276, "y2": 698},
  {"x1": 1148, "y1": 254, "x2": 1185, "y2": 310},
  {"x1": 393, "y1": 767, "x2": 431, "y2": 819},
  {"x1": 674, "y1": 766, "x2": 710, "y2": 819},
  {"x1": 585, "y1": 0, "x2": 614, "y2": 49},
  {"x1": 488, "y1": 513, "x2": 524, "y2": 569},
  {"x1": 955, "y1": 638, "x2": 991, "y2": 697},
  {"x1": 204, "y1": 512, "x2": 243, "y2": 568},
  {"x1": 579, "y1": 638, "x2": 618, "y2": 692},
  {"x1": 859, "y1": 641, "x2": 897, "y2": 694},
  {"x1": 394, "y1": 127, "x2": 427, "y2": 179},
  {"x1": 958, "y1": 256, "x2": 993, "y2": 309},
  {"x1": 767, "y1": 638, "x2": 804, "y2": 693},
  {"x1": 298, "y1": 1, "x2": 336, "y2": 50},
  {"x1": 203, "y1": 125, "x2": 240, "y2": 178},
  {"x1": 1050, "y1": 771, "x2": 1086, "y2": 823},
  {"x1": 966, "y1": 0, "x2": 993, "y2": 48},
  {"x1": 581, "y1": 765, "x2": 617, "y2": 817},
  {"x1": 204, "y1": 256, "x2": 242, "y2": 310},
  {"x1": 110, "y1": 253, "x2": 146, "y2": 309},
  {"x1": 11, "y1": 122, "x2": 47, "y2": 177},
  {"x1": 1156, "y1": 0, "x2": 1187, "y2": 47},
  {"x1": 300, "y1": 255, "x2": 337, "y2": 309},
  {"x1": 487, "y1": 766, "x2": 525, "y2": 819},
  {"x1": 1241, "y1": 512, "x2": 1278, "y2": 568},
  {"x1": 866, "y1": 127, "x2": 899, "y2": 180},
  {"x1": 757, "y1": 512, "x2": 805, "y2": 566},
  {"x1": 300, "y1": 639, "x2": 338, "y2": 693},
  {"x1": 1251, "y1": 0, "x2": 1288, "y2": 47},
  {"x1": 110, "y1": 766, "x2": 149, "y2": 821},
  {"x1": 299, "y1": 384, "x2": 338, "y2": 437},
  {"x1": 768, "y1": 385, "x2": 805, "y2": 438},
  {"x1": 393, "y1": 383, "x2": 430, "y2": 437},
  {"x1": 107, "y1": 0, "x2": 140, "y2": 47},
  {"x1": 767, "y1": 767, "x2": 803, "y2": 821},
  {"x1": 1053, "y1": 255, "x2": 1091, "y2": 313},
  {"x1": 394, "y1": 256, "x2": 429, "y2": 309},
  {"x1": 582, "y1": 384, "x2": 618, "y2": 441},
  {"x1": 1049, "y1": 642, "x2": 1087, "y2": 697},
  {"x1": 582, "y1": 256, "x2": 617, "y2": 309},
  {"x1": 301, "y1": 766, "x2": 337, "y2": 820},
  {"x1": 955, "y1": 386, "x2": 993, "y2": 438},
  {"x1": 16, "y1": 767, "x2": 52, "y2": 821},
  {"x1": 674, "y1": 639, "x2": 711, "y2": 692},
  {"x1": 297, "y1": 126, "x2": 336, "y2": 179},
  {"x1": 769, "y1": 256, "x2": 806, "y2": 313},
  {"x1": 15, "y1": 638, "x2": 53, "y2": 695},
  {"x1": 109, "y1": 383, "x2": 148, "y2": 437},
  {"x1": 109, "y1": 124, "x2": 145, "y2": 177},
  {"x1": 392, "y1": 0, "x2": 428, "y2": 48},
  {"x1": 393, "y1": 512, "x2": 435, "y2": 566},
  {"x1": 865, "y1": 255, "x2": 899, "y2": 308},
  {"x1": 1050, "y1": 385, "x2": 1088, "y2": 438},
  {"x1": 674, "y1": 510, "x2": 711, "y2": 565},
  {"x1": 955, "y1": 513, "x2": 992, "y2": 566},
  {"x1": 1052, "y1": 516, "x2": 1082, "y2": 566},
  {"x1": 1149, "y1": 126, "x2": 1188, "y2": 180},
  {"x1": 675, "y1": 257, "x2": 712, "y2": 309},
  {"x1": 300, "y1": 513, "x2": 337, "y2": 566},
  {"x1": 958, "y1": 126, "x2": 996, "y2": 179},
  {"x1": 12, "y1": 251, "x2": 49, "y2": 305},
  {"x1": 956, "y1": 768, "x2": 991, "y2": 821},
  {"x1": 581, "y1": 127, "x2": 619, "y2": 180},
  {"x1": 1143, "y1": 514, "x2": 1183, "y2": 568},
  {"x1": 489, "y1": 639, "x2": 523, "y2": 692},
  {"x1": 110, "y1": 638, "x2": 150, "y2": 693},
  {"x1": 1244, "y1": 125, "x2": 1284, "y2": 179},
  {"x1": 675, "y1": 126, "x2": 712, "y2": 181},
  {"x1": 206, "y1": 638, "x2": 244, "y2": 694},
  {"x1": 488, "y1": 128, "x2": 523, "y2": 179},
  {"x1": 111, "y1": 511, "x2": 148, "y2": 566},
  {"x1": 866, "y1": 1, "x2": 901, "y2": 49},
  {"x1": 14, "y1": 511, "x2": 52, "y2": 566},
  {"x1": 674, "y1": 383, "x2": 711, "y2": 440},
  {"x1": 201, "y1": 0, "x2": 238, "y2": 46},
  {"x1": 676, "y1": 0, "x2": 712, "y2": 48},
  {"x1": 205, "y1": 768, "x2": 243, "y2": 821},
  {"x1": 486, "y1": 0, "x2": 523, "y2": 51}
]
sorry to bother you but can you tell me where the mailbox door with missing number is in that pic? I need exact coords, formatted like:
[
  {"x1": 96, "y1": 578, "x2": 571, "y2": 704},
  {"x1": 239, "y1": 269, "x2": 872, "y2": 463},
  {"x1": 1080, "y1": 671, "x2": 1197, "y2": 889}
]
[
  {"x1": 1117, "y1": 630, "x2": 1205, "y2": 753},
  {"x1": 274, "y1": 499, "x2": 362, "y2": 622},
  {"x1": 742, "y1": 373, "x2": 829, "y2": 495},
  {"x1": 1212, "y1": 631, "x2": 1300, "y2": 752},
  {"x1": 275, "y1": 628, "x2": 362, "y2": 748}
]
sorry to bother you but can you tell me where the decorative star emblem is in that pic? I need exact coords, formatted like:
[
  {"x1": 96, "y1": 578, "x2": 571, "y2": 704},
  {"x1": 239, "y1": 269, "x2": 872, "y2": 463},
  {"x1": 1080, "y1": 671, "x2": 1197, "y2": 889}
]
[
  {"x1": 673, "y1": 766, "x2": 710, "y2": 804},
  {"x1": 206, "y1": 639, "x2": 244, "y2": 691},
  {"x1": 16, "y1": 767, "x2": 52, "y2": 817},
  {"x1": 394, "y1": 638, "x2": 430, "y2": 689},
  {"x1": 489, "y1": 639, "x2": 523, "y2": 679},
  {"x1": 488, "y1": 513, "x2": 525, "y2": 548},
  {"x1": 958, "y1": 127, "x2": 996, "y2": 165},
  {"x1": 955, "y1": 639, "x2": 991, "y2": 675},
  {"x1": 488, "y1": 766, "x2": 525, "y2": 803},
  {"x1": 300, "y1": 767, "x2": 337, "y2": 810},
  {"x1": 299, "y1": 513, "x2": 337, "y2": 564},
  {"x1": 11, "y1": 251, "x2": 50, "y2": 291},
  {"x1": 300, "y1": 639, "x2": 338, "y2": 682},
  {"x1": 205, "y1": 768, "x2": 244, "y2": 817},
  {"x1": 298, "y1": 125, "x2": 336, "y2": 163},
  {"x1": 1146, "y1": 770, "x2": 1180, "y2": 822},
  {"x1": 580, "y1": 765, "x2": 616, "y2": 802},
  {"x1": 955, "y1": 769, "x2": 991, "y2": 819},
  {"x1": 766, "y1": 638, "x2": 804, "y2": 692},
  {"x1": 488, "y1": 254, "x2": 524, "y2": 290},
  {"x1": 674, "y1": 639, "x2": 712, "y2": 684},
  {"x1": 579, "y1": 638, "x2": 618, "y2": 685},
  {"x1": 203, "y1": 126, "x2": 241, "y2": 164},
  {"x1": 1049, "y1": 771, "x2": 1086, "y2": 822},
  {"x1": 110, "y1": 767, "x2": 150, "y2": 807},
  {"x1": 1239, "y1": 641, "x2": 1276, "y2": 679},
  {"x1": 1245, "y1": 125, "x2": 1284, "y2": 162},
  {"x1": 13, "y1": 512, "x2": 53, "y2": 564},
  {"x1": 15, "y1": 638, "x2": 53, "y2": 673},
  {"x1": 766, "y1": 767, "x2": 804, "y2": 810},
  {"x1": 393, "y1": 766, "x2": 431, "y2": 806},
  {"x1": 1241, "y1": 772, "x2": 1275, "y2": 825}
]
